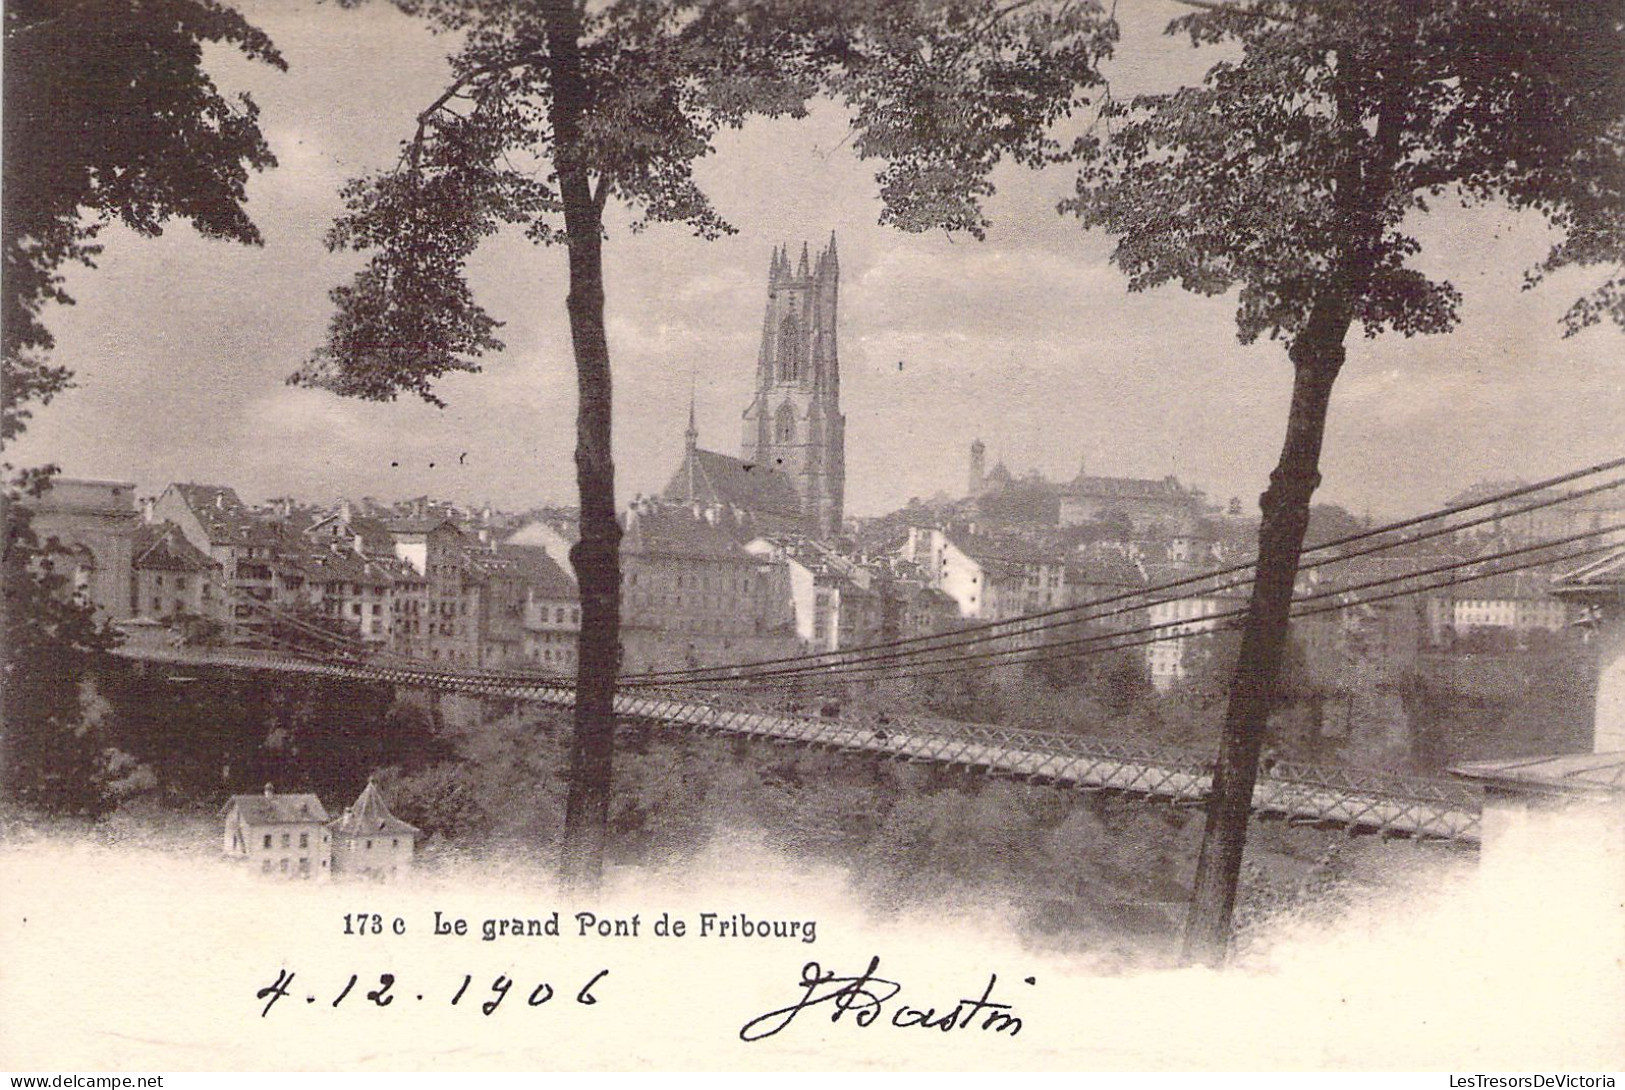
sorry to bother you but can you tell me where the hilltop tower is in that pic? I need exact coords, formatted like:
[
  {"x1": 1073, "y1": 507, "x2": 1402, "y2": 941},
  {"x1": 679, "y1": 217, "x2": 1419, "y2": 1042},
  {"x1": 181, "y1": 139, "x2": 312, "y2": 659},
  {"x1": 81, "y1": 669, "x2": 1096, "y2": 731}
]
[
  {"x1": 741, "y1": 235, "x2": 846, "y2": 539},
  {"x1": 968, "y1": 438, "x2": 986, "y2": 497}
]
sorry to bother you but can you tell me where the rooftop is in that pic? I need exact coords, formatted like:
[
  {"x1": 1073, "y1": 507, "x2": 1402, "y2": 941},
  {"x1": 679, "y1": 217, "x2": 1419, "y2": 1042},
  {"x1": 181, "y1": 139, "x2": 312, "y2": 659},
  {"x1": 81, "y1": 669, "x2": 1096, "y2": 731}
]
[
  {"x1": 663, "y1": 446, "x2": 803, "y2": 523},
  {"x1": 223, "y1": 791, "x2": 330, "y2": 825},
  {"x1": 330, "y1": 781, "x2": 420, "y2": 838}
]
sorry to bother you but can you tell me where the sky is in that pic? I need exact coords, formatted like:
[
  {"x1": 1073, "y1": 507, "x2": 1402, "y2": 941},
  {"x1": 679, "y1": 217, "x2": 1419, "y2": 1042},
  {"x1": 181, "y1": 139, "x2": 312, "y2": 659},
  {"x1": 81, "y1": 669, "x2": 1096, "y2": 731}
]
[{"x1": 8, "y1": 0, "x2": 1623, "y2": 520}]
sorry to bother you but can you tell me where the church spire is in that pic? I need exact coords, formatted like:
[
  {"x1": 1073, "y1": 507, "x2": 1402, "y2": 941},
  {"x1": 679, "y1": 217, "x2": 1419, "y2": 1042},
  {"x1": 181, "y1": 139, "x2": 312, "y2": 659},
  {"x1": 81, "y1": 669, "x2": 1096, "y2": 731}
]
[
  {"x1": 797, "y1": 241, "x2": 810, "y2": 278},
  {"x1": 685, "y1": 382, "x2": 698, "y2": 451}
]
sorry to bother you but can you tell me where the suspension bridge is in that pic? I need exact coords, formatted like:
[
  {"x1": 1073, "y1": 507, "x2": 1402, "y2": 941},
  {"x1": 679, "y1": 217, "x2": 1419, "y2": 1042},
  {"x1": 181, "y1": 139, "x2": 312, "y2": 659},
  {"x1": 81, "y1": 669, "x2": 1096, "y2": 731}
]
[
  {"x1": 102, "y1": 461, "x2": 1625, "y2": 849},
  {"x1": 114, "y1": 642, "x2": 1485, "y2": 843}
]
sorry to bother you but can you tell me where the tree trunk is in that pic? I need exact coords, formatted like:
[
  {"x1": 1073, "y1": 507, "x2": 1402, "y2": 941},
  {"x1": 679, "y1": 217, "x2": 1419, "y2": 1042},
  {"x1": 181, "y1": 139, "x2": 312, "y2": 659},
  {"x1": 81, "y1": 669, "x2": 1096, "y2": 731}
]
[
  {"x1": 1181, "y1": 308, "x2": 1350, "y2": 967},
  {"x1": 544, "y1": 0, "x2": 623, "y2": 894}
]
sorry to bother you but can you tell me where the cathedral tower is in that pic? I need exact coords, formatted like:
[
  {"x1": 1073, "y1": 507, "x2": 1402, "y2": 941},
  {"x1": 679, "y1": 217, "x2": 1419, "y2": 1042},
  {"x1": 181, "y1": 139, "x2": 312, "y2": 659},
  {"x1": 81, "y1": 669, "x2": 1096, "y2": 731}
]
[{"x1": 741, "y1": 234, "x2": 845, "y2": 539}]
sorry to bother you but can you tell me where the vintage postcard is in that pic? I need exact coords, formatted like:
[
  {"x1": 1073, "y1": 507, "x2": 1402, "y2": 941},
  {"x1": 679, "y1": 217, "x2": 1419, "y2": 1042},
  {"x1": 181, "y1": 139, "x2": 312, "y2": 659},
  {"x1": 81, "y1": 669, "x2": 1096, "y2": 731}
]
[{"x1": 3, "y1": 0, "x2": 1623, "y2": 1073}]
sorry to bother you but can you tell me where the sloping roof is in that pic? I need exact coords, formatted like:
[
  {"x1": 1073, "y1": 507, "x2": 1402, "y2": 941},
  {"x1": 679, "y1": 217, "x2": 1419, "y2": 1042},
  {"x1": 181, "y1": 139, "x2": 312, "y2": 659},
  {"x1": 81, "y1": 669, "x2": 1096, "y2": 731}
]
[
  {"x1": 1451, "y1": 752, "x2": 1625, "y2": 796},
  {"x1": 493, "y1": 543, "x2": 578, "y2": 599},
  {"x1": 169, "y1": 483, "x2": 283, "y2": 548},
  {"x1": 134, "y1": 522, "x2": 219, "y2": 573},
  {"x1": 663, "y1": 447, "x2": 803, "y2": 521},
  {"x1": 296, "y1": 548, "x2": 403, "y2": 587},
  {"x1": 344, "y1": 515, "x2": 400, "y2": 556},
  {"x1": 624, "y1": 503, "x2": 757, "y2": 562},
  {"x1": 329, "y1": 781, "x2": 420, "y2": 837},
  {"x1": 224, "y1": 792, "x2": 330, "y2": 824}
]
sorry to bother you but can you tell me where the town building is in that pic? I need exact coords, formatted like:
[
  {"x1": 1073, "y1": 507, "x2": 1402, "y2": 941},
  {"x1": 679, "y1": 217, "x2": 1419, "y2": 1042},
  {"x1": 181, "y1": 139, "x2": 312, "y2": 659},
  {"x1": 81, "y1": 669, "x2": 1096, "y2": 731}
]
[
  {"x1": 967, "y1": 443, "x2": 1207, "y2": 536},
  {"x1": 152, "y1": 483, "x2": 288, "y2": 640},
  {"x1": 329, "y1": 781, "x2": 420, "y2": 880},
  {"x1": 1447, "y1": 570, "x2": 1570, "y2": 638},
  {"x1": 131, "y1": 520, "x2": 225, "y2": 627},
  {"x1": 619, "y1": 499, "x2": 797, "y2": 674},
  {"x1": 500, "y1": 543, "x2": 581, "y2": 673},
  {"x1": 19, "y1": 477, "x2": 141, "y2": 622},
  {"x1": 222, "y1": 785, "x2": 332, "y2": 880}
]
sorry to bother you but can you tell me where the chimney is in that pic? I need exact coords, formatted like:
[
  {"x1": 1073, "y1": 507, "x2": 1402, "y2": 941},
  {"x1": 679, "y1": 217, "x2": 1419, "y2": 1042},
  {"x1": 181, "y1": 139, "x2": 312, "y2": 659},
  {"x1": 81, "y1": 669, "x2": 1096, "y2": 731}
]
[
  {"x1": 263, "y1": 783, "x2": 274, "y2": 797},
  {"x1": 142, "y1": 496, "x2": 155, "y2": 524},
  {"x1": 340, "y1": 499, "x2": 352, "y2": 523}
]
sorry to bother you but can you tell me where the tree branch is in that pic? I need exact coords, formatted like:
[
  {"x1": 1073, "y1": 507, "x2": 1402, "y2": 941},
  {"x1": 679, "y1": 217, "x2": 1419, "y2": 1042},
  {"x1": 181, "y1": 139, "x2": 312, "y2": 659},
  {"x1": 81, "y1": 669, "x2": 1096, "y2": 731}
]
[
  {"x1": 408, "y1": 56, "x2": 544, "y2": 171},
  {"x1": 1167, "y1": 0, "x2": 1305, "y2": 26}
]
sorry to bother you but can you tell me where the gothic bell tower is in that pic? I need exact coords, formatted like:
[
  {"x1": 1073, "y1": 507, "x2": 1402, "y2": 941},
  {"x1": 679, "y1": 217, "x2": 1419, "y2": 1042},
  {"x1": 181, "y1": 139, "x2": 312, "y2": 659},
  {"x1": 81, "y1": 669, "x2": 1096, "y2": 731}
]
[{"x1": 741, "y1": 234, "x2": 845, "y2": 539}]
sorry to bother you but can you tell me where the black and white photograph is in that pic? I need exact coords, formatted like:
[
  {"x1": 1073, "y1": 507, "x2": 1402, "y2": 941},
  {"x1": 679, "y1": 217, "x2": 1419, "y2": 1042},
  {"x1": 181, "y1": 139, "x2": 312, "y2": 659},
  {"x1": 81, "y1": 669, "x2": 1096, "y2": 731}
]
[{"x1": 2, "y1": 0, "x2": 1623, "y2": 1073}]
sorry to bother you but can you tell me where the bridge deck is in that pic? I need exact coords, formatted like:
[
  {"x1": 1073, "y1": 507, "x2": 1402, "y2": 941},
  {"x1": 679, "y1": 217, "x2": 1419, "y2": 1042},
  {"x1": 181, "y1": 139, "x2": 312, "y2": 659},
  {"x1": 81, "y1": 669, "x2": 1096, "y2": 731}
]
[{"x1": 114, "y1": 645, "x2": 1482, "y2": 843}]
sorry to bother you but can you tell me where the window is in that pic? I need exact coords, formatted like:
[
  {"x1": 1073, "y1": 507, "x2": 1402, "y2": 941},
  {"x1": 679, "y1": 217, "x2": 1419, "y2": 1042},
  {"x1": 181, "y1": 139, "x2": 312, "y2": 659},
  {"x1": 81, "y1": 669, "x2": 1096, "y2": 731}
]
[
  {"x1": 392, "y1": 838, "x2": 399, "y2": 848},
  {"x1": 365, "y1": 839, "x2": 373, "y2": 850},
  {"x1": 263, "y1": 834, "x2": 272, "y2": 849},
  {"x1": 299, "y1": 858, "x2": 310, "y2": 875},
  {"x1": 778, "y1": 314, "x2": 802, "y2": 381},
  {"x1": 774, "y1": 403, "x2": 796, "y2": 445},
  {"x1": 280, "y1": 859, "x2": 289, "y2": 873},
  {"x1": 299, "y1": 832, "x2": 309, "y2": 849},
  {"x1": 262, "y1": 859, "x2": 272, "y2": 872},
  {"x1": 281, "y1": 833, "x2": 290, "y2": 848}
]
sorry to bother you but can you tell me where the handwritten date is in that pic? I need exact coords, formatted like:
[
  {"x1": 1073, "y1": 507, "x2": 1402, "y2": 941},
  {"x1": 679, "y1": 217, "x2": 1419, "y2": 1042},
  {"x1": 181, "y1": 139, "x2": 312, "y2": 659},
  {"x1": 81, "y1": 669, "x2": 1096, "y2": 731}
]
[{"x1": 256, "y1": 968, "x2": 609, "y2": 1017}]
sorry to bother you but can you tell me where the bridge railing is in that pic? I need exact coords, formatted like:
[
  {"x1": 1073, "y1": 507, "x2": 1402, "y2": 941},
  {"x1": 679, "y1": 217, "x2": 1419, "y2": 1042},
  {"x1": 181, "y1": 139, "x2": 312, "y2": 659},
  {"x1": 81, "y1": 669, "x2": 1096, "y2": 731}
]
[{"x1": 111, "y1": 644, "x2": 1481, "y2": 837}]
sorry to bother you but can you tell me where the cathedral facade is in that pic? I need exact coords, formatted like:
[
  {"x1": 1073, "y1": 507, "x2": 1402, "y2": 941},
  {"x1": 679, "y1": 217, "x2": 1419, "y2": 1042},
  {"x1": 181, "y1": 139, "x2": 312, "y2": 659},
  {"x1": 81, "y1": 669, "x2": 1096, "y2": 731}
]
[{"x1": 665, "y1": 235, "x2": 847, "y2": 541}]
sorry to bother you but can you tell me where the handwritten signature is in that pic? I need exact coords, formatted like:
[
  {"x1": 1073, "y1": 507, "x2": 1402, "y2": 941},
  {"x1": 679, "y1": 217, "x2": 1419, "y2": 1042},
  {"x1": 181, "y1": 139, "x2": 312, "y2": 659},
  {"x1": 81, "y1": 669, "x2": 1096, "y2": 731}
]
[{"x1": 740, "y1": 956, "x2": 1026, "y2": 1041}]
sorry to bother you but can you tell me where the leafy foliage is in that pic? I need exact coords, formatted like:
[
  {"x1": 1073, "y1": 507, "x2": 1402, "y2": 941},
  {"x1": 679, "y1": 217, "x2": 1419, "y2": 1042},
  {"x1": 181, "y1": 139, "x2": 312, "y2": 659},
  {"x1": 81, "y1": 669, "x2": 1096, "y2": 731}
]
[
  {"x1": 1066, "y1": 0, "x2": 1625, "y2": 348},
  {"x1": 1, "y1": 472, "x2": 121, "y2": 813},
  {"x1": 295, "y1": 0, "x2": 1116, "y2": 404},
  {"x1": 1, "y1": 0, "x2": 284, "y2": 439}
]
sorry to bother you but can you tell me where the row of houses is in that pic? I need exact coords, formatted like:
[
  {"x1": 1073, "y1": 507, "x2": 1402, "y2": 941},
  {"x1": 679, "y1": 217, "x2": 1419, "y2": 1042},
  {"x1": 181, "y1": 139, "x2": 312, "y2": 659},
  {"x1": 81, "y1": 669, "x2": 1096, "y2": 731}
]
[
  {"x1": 23, "y1": 474, "x2": 1596, "y2": 689},
  {"x1": 21, "y1": 478, "x2": 962, "y2": 677},
  {"x1": 25, "y1": 478, "x2": 582, "y2": 671}
]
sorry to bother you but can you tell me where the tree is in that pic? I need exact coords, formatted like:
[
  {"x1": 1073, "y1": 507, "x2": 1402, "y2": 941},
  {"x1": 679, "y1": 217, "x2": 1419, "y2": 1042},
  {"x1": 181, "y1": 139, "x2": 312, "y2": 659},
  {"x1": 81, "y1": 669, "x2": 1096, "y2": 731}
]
[
  {"x1": 1067, "y1": 0, "x2": 1624, "y2": 964},
  {"x1": 2, "y1": 0, "x2": 284, "y2": 441},
  {"x1": 1, "y1": 475, "x2": 121, "y2": 814},
  {"x1": 294, "y1": 0, "x2": 1113, "y2": 890},
  {"x1": 2, "y1": 6, "x2": 283, "y2": 813}
]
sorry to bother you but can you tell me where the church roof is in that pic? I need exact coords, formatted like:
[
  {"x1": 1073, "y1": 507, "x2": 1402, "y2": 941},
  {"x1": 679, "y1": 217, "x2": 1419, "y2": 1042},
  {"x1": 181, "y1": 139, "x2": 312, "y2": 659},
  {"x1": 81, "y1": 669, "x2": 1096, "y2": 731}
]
[{"x1": 662, "y1": 447, "x2": 803, "y2": 522}]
